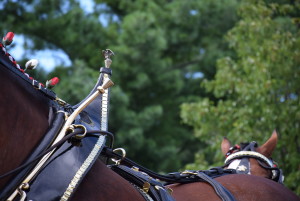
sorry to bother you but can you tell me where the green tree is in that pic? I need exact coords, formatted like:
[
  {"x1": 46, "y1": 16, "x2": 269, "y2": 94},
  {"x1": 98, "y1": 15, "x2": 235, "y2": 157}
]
[
  {"x1": 181, "y1": 0, "x2": 300, "y2": 194},
  {"x1": 99, "y1": 0, "x2": 238, "y2": 171},
  {"x1": 0, "y1": 0, "x2": 238, "y2": 171}
]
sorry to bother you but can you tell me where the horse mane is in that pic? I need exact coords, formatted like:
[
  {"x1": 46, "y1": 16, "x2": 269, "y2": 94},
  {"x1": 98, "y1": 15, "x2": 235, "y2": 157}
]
[{"x1": 0, "y1": 47, "x2": 63, "y2": 197}]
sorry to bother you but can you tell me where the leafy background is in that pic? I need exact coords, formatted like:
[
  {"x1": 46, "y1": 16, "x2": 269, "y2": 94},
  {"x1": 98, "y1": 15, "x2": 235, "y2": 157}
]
[{"x1": 1, "y1": 0, "x2": 299, "y2": 195}]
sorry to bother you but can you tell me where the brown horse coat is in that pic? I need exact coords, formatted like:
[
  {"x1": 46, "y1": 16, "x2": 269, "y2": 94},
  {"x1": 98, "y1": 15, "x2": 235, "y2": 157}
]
[{"x1": 170, "y1": 174, "x2": 299, "y2": 201}]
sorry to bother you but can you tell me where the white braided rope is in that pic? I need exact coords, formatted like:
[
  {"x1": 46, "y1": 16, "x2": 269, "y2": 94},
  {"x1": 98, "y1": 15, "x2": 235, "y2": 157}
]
[
  {"x1": 2, "y1": 45, "x2": 31, "y2": 79},
  {"x1": 225, "y1": 151, "x2": 273, "y2": 168}
]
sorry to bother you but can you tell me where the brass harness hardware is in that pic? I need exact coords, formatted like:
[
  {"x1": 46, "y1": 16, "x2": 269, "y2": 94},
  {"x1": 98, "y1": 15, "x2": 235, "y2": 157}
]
[
  {"x1": 143, "y1": 182, "x2": 151, "y2": 193},
  {"x1": 67, "y1": 124, "x2": 87, "y2": 140},
  {"x1": 7, "y1": 183, "x2": 29, "y2": 201},
  {"x1": 111, "y1": 148, "x2": 126, "y2": 165},
  {"x1": 56, "y1": 97, "x2": 67, "y2": 106},
  {"x1": 181, "y1": 170, "x2": 198, "y2": 175}
]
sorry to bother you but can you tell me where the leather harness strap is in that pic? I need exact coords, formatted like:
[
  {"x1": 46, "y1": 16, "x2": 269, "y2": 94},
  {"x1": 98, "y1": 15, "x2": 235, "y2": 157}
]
[
  {"x1": 196, "y1": 172, "x2": 236, "y2": 201},
  {"x1": 103, "y1": 147, "x2": 237, "y2": 201},
  {"x1": 0, "y1": 129, "x2": 112, "y2": 180},
  {"x1": 103, "y1": 147, "x2": 236, "y2": 183},
  {"x1": 111, "y1": 165, "x2": 175, "y2": 201},
  {"x1": 0, "y1": 110, "x2": 64, "y2": 200}
]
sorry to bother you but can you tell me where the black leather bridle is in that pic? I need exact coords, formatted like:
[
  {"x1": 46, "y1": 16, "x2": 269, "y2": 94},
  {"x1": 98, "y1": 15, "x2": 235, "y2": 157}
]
[{"x1": 223, "y1": 141, "x2": 284, "y2": 184}]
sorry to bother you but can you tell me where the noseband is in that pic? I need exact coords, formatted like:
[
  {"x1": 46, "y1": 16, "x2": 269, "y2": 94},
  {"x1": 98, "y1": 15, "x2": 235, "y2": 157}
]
[{"x1": 223, "y1": 142, "x2": 284, "y2": 184}]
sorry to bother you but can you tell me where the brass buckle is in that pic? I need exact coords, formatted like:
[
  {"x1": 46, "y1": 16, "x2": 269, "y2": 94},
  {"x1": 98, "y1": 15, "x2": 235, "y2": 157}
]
[
  {"x1": 181, "y1": 170, "x2": 198, "y2": 175},
  {"x1": 143, "y1": 182, "x2": 150, "y2": 193},
  {"x1": 154, "y1": 185, "x2": 173, "y2": 195},
  {"x1": 7, "y1": 183, "x2": 29, "y2": 201},
  {"x1": 55, "y1": 97, "x2": 67, "y2": 106},
  {"x1": 111, "y1": 148, "x2": 126, "y2": 165},
  {"x1": 67, "y1": 124, "x2": 87, "y2": 139}
]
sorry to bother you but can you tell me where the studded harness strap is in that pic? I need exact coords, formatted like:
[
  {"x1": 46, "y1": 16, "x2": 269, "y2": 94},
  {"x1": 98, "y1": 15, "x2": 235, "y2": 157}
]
[{"x1": 103, "y1": 147, "x2": 237, "y2": 201}]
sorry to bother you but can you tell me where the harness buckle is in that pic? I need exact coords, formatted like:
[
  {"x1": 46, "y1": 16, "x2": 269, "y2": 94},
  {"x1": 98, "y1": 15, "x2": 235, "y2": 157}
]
[
  {"x1": 111, "y1": 148, "x2": 126, "y2": 165},
  {"x1": 181, "y1": 170, "x2": 198, "y2": 175},
  {"x1": 143, "y1": 182, "x2": 150, "y2": 193},
  {"x1": 7, "y1": 183, "x2": 29, "y2": 201}
]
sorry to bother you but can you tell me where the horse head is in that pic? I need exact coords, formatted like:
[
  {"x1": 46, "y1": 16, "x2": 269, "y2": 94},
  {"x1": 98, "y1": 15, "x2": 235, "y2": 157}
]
[{"x1": 221, "y1": 130, "x2": 284, "y2": 183}]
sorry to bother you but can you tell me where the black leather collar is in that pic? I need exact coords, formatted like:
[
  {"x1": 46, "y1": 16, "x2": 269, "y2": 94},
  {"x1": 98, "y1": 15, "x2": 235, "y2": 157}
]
[
  {"x1": 0, "y1": 107, "x2": 64, "y2": 201},
  {"x1": 25, "y1": 67, "x2": 112, "y2": 201}
]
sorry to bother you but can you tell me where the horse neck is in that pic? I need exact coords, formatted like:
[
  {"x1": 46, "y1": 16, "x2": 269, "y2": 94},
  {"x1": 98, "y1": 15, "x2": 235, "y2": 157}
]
[{"x1": 0, "y1": 64, "x2": 51, "y2": 188}]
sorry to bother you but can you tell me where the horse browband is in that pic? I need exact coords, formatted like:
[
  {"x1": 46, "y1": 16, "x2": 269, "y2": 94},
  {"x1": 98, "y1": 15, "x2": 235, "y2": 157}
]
[{"x1": 224, "y1": 151, "x2": 273, "y2": 168}]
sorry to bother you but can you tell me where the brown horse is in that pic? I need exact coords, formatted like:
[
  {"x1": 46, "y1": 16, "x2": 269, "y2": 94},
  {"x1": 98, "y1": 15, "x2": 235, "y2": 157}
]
[
  {"x1": 0, "y1": 57, "x2": 51, "y2": 195},
  {"x1": 221, "y1": 130, "x2": 280, "y2": 180},
  {"x1": 1, "y1": 44, "x2": 299, "y2": 201},
  {"x1": 169, "y1": 132, "x2": 300, "y2": 201},
  {"x1": 0, "y1": 52, "x2": 144, "y2": 201}
]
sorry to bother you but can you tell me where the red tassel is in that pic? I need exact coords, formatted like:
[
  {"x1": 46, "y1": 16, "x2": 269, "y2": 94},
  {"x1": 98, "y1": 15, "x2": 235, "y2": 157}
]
[
  {"x1": 46, "y1": 77, "x2": 60, "y2": 88},
  {"x1": 2, "y1": 32, "x2": 14, "y2": 46}
]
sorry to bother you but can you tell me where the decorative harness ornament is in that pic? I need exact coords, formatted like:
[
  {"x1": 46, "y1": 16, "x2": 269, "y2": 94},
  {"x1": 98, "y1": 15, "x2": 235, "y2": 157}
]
[
  {"x1": 0, "y1": 39, "x2": 59, "y2": 100},
  {"x1": 225, "y1": 151, "x2": 274, "y2": 168},
  {"x1": 60, "y1": 50, "x2": 114, "y2": 201}
]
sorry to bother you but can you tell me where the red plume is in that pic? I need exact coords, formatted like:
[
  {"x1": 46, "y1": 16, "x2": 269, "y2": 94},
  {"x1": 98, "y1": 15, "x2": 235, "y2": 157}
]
[
  {"x1": 46, "y1": 77, "x2": 60, "y2": 88},
  {"x1": 2, "y1": 32, "x2": 14, "y2": 46}
]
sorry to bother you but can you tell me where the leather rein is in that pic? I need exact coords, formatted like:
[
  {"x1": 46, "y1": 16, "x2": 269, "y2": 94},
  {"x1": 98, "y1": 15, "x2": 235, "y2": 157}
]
[
  {"x1": 0, "y1": 129, "x2": 114, "y2": 180},
  {"x1": 102, "y1": 147, "x2": 236, "y2": 184},
  {"x1": 1, "y1": 129, "x2": 237, "y2": 201}
]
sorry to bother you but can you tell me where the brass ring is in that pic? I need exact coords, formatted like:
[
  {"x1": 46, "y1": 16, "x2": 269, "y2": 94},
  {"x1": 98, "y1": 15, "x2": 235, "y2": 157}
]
[
  {"x1": 111, "y1": 148, "x2": 126, "y2": 165},
  {"x1": 72, "y1": 124, "x2": 87, "y2": 139},
  {"x1": 67, "y1": 124, "x2": 87, "y2": 139},
  {"x1": 67, "y1": 125, "x2": 75, "y2": 134}
]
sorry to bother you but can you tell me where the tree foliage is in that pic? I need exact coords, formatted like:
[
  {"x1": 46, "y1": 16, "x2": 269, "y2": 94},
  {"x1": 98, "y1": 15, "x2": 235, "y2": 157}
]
[
  {"x1": 1, "y1": 0, "x2": 299, "y2": 195},
  {"x1": 181, "y1": 0, "x2": 300, "y2": 194},
  {"x1": 0, "y1": 0, "x2": 238, "y2": 172},
  {"x1": 97, "y1": 0, "x2": 239, "y2": 171}
]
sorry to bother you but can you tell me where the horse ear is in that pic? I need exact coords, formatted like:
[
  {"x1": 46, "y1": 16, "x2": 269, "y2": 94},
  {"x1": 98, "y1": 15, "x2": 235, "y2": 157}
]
[
  {"x1": 221, "y1": 137, "x2": 232, "y2": 156},
  {"x1": 256, "y1": 130, "x2": 278, "y2": 158}
]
